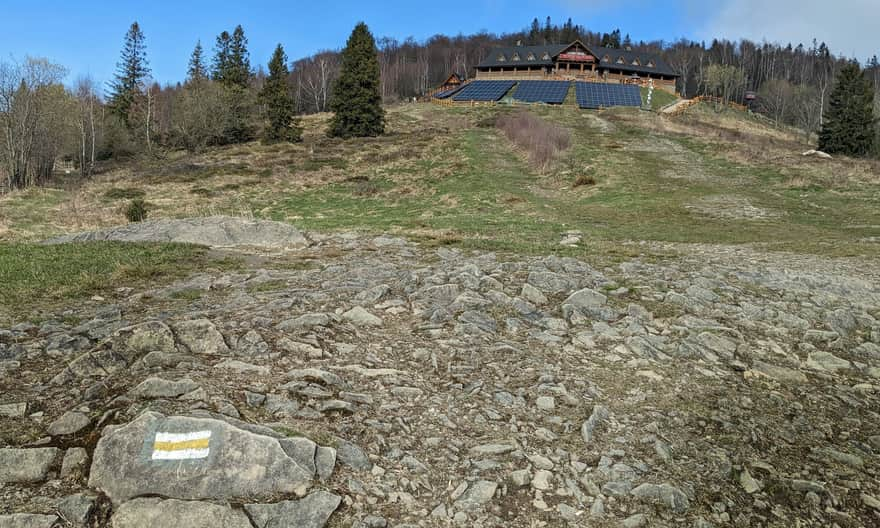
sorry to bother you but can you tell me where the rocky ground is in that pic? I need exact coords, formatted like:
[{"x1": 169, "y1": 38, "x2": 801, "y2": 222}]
[{"x1": 2, "y1": 218, "x2": 880, "y2": 527}]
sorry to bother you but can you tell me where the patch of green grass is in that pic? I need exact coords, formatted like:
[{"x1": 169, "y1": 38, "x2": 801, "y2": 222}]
[
  {"x1": 0, "y1": 188, "x2": 68, "y2": 241},
  {"x1": 0, "y1": 242, "x2": 220, "y2": 321},
  {"x1": 641, "y1": 86, "x2": 679, "y2": 111},
  {"x1": 250, "y1": 104, "x2": 880, "y2": 259},
  {"x1": 169, "y1": 288, "x2": 204, "y2": 301}
]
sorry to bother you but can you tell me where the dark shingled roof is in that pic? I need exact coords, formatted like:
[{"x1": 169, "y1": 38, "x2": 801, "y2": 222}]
[
  {"x1": 477, "y1": 42, "x2": 678, "y2": 78},
  {"x1": 478, "y1": 44, "x2": 566, "y2": 69}
]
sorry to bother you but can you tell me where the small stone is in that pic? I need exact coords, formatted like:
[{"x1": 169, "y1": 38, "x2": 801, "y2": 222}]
[
  {"x1": 342, "y1": 306, "x2": 383, "y2": 327},
  {"x1": 623, "y1": 513, "x2": 649, "y2": 528},
  {"x1": 47, "y1": 411, "x2": 91, "y2": 436},
  {"x1": 557, "y1": 503, "x2": 579, "y2": 522},
  {"x1": 0, "y1": 402, "x2": 27, "y2": 417},
  {"x1": 0, "y1": 447, "x2": 59, "y2": 483},
  {"x1": 630, "y1": 483, "x2": 690, "y2": 514},
  {"x1": 527, "y1": 454, "x2": 554, "y2": 470},
  {"x1": 61, "y1": 447, "x2": 89, "y2": 478},
  {"x1": 510, "y1": 469, "x2": 532, "y2": 487},
  {"x1": 315, "y1": 446, "x2": 336, "y2": 481},
  {"x1": 173, "y1": 319, "x2": 230, "y2": 356},
  {"x1": 581, "y1": 405, "x2": 610, "y2": 444},
  {"x1": 214, "y1": 359, "x2": 270, "y2": 375},
  {"x1": 357, "y1": 515, "x2": 387, "y2": 528},
  {"x1": 806, "y1": 351, "x2": 851, "y2": 372},
  {"x1": 453, "y1": 480, "x2": 498, "y2": 511},
  {"x1": 56, "y1": 493, "x2": 96, "y2": 526},
  {"x1": 336, "y1": 439, "x2": 372, "y2": 471},
  {"x1": 739, "y1": 468, "x2": 761, "y2": 494},
  {"x1": 531, "y1": 470, "x2": 554, "y2": 491},
  {"x1": 130, "y1": 378, "x2": 199, "y2": 399},
  {"x1": 470, "y1": 443, "x2": 516, "y2": 456},
  {"x1": 245, "y1": 491, "x2": 342, "y2": 528},
  {"x1": 0, "y1": 514, "x2": 59, "y2": 528},
  {"x1": 563, "y1": 288, "x2": 607, "y2": 310},
  {"x1": 318, "y1": 400, "x2": 355, "y2": 414},
  {"x1": 278, "y1": 437, "x2": 317, "y2": 477},
  {"x1": 536, "y1": 396, "x2": 555, "y2": 411},
  {"x1": 861, "y1": 493, "x2": 880, "y2": 510},
  {"x1": 521, "y1": 284, "x2": 548, "y2": 305}
]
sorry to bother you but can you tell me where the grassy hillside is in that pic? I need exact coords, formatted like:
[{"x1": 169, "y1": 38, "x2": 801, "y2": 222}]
[{"x1": 2, "y1": 102, "x2": 878, "y2": 260}]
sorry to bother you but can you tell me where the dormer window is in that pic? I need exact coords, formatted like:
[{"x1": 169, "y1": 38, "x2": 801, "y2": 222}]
[
  {"x1": 497, "y1": 54, "x2": 506, "y2": 62},
  {"x1": 542, "y1": 52, "x2": 551, "y2": 60},
  {"x1": 527, "y1": 52, "x2": 535, "y2": 61},
  {"x1": 512, "y1": 52, "x2": 520, "y2": 61},
  {"x1": 632, "y1": 58, "x2": 641, "y2": 66},
  {"x1": 602, "y1": 55, "x2": 610, "y2": 62},
  {"x1": 647, "y1": 60, "x2": 655, "y2": 68},
  {"x1": 616, "y1": 56, "x2": 625, "y2": 64}
]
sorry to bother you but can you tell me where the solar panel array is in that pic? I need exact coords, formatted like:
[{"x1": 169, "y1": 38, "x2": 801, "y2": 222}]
[
  {"x1": 512, "y1": 81, "x2": 571, "y2": 104},
  {"x1": 452, "y1": 80, "x2": 516, "y2": 102},
  {"x1": 433, "y1": 87, "x2": 460, "y2": 99},
  {"x1": 575, "y1": 82, "x2": 642, "y2": 109}
]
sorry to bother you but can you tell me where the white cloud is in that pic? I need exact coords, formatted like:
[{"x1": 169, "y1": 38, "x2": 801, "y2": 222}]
[{"x1": 696, "y1": 0, "x2": 880, "y2": 60}]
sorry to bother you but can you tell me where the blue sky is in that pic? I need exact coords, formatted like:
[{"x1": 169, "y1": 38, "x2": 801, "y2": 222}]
[{"x1": 0, "y1": 0, "x2": 877, "y2": 86}]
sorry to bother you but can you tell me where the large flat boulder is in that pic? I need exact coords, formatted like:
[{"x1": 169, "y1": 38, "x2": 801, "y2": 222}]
[
  {"x1": 45, "y1": 216, "x2": 310, "y2": 249},
  {"x1": 110, "y1": 498, "x2": 252, "y2": 528},
  {"x1": 89, "y1": 412, "x2": 313, "y2": 505}
]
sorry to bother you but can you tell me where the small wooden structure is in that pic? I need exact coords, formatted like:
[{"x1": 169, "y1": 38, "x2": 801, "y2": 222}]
[{"x1": 440, "y1": 73, "x2": 463, "y2": 91}]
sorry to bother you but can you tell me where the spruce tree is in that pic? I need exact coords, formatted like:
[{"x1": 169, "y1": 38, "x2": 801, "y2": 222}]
[
  {"x1": 543, "y1": 16, "x2": 552, "y2": 44},
  {"x1": 260, "y1": 44, "x2": 301, "y2": 143},
  {"x1": 108, "y1": 22, "x2": 150, "y2": 126},
  {"x1": 227, "y1": 25, "x2": 252, "y2": 88},
  {"x1": 529, "y1": 18, "x2": 541, "y2": 45},
  {"x1": 329, "y1": 22, "x2": 385, "y2": 138},
  {"x1": 818, "y1": 62, "x2": 876, "y2": 157},
  {"x1": 212, "y1": 31, "x2": 232, "y2": 82},
  {"x1": 187, "y1": 41, "x2": 207, "y2": 84}
]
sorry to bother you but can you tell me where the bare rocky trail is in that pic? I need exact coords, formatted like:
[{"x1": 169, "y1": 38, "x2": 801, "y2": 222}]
[{"x1": 2, "y1": 218, "x2": 880, "y2": 527}]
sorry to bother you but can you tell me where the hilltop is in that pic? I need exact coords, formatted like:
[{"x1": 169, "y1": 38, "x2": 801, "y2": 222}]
[{"x1": 1, "y1": 103, "x2": 880, "y2": 528}]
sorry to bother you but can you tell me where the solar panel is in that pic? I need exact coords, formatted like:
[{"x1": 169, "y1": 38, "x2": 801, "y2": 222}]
[
  {"x1": 433, "y1": 87, "x2": 460, "y2": 99},
  {"x1": 452, "y1": 80, "x2": 516, "y2": 102},
  {"x1": 575, "y1": 82, "x2": 642, "y2": 109},
  {"x1": 512, "y1": 81, "x2": 571, "y2": 104}
]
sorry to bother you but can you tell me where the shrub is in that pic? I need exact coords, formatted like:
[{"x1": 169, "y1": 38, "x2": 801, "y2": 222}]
[
  {"x1": 496, "y1": 111, "x2": 571, "y2": 171},
  {"x1": 573, "y1": 174, "x2": 596, "y2": 187},
  {"x1": 125, "y1": 199, "x2": 148, "y2": 222}
]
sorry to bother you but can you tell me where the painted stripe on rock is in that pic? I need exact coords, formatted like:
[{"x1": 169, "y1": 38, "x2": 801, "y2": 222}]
[
  {"x1": 151, "y1": 430, "x2": 212, "y2": 460},
  {"x1": 152, "y1": 448, "x2": 211, "y2": 460}
]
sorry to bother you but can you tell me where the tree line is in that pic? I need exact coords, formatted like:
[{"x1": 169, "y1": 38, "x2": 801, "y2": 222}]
[
  {"x1": 1, "y1": 21, "x2": 383, "y2": 192},
  {"x1": 1, "y1": 16, "x2": 876, "y2": 192}
]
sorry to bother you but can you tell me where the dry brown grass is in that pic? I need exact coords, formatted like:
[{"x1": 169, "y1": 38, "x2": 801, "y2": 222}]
[
  {"x1": 496, "y1": 111, "x2": 571, "y2": 172},
  {"x1": 614, "y1": 104, "x2": 880, "y2": 187}
]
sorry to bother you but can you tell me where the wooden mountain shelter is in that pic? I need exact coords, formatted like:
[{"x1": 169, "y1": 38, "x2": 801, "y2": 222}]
[
  {"x1": 439, "y1": 73, "x2": 464, "y2": 91},
  {"x1": 475, "y1": 40, "x2": 678, "y2": 94}
]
